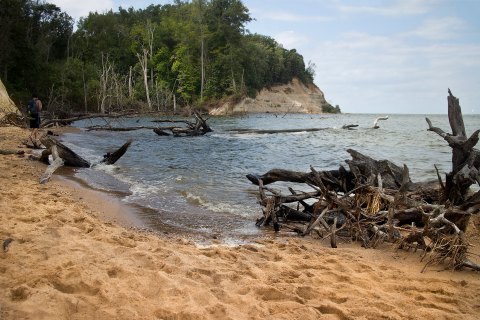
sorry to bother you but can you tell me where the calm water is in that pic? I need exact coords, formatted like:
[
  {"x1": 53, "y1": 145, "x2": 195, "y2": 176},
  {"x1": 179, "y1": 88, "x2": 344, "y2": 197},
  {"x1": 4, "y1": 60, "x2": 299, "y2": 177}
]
[{"x1": 62, "y1": 113, "x2": 479, "y2": 238}]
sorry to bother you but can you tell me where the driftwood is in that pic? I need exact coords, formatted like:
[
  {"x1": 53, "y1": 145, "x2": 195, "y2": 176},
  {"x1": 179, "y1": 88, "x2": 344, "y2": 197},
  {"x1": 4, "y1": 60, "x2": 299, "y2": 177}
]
[
  {"x1": 86, "y1": 126, "x2": 157, "y2": 132},
  {"x1": 229, "y1": 128, "x2": 327, "y2": 134},
  {"x1": 248, "y1": 90, "x2": 479, "y2": 271},
  {"x1": 373, "y1": 116, "x2": 389, "y2": 129},
  {"x1": 0, "y1": 149, "x2": 25, "y2": 155},
  {"x1": 38, "y1": 135, "x2": 132, "y2": 183},
  {"x1": 39, "y1": 145, "x2": 64, "y2": 184},
  {"x1": 41, "y1": 111, "x2": 149, "y2": 128},
  {"x1": 153, "y1": 110, "x2": 212, "y2": 137},
  {"x1": 41, "y1": 136, "x2": 90, "y2": 167},
  {"x1": 101, "y1": 139, "x2": 132, "y2": 165}
]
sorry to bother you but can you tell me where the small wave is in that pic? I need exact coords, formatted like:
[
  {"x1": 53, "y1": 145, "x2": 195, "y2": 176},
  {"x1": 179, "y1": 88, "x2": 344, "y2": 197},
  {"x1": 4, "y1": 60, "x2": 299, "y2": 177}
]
[
  {"x1": 179, "y1": 191, "x2": 256, "y2": 217},
  {"x1": 180, "y1": 191, "x2": 207, "y2": 206},
  {"x1": 175, "y1": 176, "x2": 186, "y2": 183},
  {"x1": 124, "y1": 183, "x2": 164, "y2": 203},
  {"x1": 60, "y1": 139, "x2": 103, "y2": 163}
]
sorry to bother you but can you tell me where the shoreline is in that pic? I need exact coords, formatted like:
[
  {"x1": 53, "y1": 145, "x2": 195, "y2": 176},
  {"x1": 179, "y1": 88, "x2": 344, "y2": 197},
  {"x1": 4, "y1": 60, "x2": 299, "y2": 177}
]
[
  {"x1": 54, "y1": 174, "x2": 146, "y2": 230},
  {"x1": 1, "y1": 126, "x2": 479, "y2": 319}
]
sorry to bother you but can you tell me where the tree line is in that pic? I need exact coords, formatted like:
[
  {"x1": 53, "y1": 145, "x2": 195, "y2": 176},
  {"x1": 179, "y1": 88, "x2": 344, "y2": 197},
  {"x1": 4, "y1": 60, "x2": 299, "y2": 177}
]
[{"x1": 1, "y1": 0, "x2": 317, "y2": 114}]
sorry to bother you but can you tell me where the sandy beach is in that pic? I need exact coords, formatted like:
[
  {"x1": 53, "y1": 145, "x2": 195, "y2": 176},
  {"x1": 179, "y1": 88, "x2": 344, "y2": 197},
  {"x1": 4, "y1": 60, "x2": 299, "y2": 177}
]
[{"x1": 1, "y1": 126, "x2": 479, "y2": 320}]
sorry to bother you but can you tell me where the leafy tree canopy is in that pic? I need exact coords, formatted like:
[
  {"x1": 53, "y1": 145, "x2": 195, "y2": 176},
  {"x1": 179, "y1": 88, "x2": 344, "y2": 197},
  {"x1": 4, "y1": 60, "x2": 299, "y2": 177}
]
[{"x1": 1, "y1": 0, "x2": 315, "y2": 113}]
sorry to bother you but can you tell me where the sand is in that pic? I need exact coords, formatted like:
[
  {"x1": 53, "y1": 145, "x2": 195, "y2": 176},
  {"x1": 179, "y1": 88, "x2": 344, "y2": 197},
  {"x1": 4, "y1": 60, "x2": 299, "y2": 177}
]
[{"x1": 0, "y1": 126, "x2": 479, "y2": 320}]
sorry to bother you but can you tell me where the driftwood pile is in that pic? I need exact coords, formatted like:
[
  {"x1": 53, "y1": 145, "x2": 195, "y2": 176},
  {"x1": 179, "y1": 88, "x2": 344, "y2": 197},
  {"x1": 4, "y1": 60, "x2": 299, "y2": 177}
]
[
  {"x1": 79, "y1": 110, "x2": 212, "y2": 137},
  {"x1": 247, "y1": 90, "x2": 480, "y2": 271},
  {"x1": 37, "y1": 135, "x2": 132, "y2": 184},
  {"x1": 153, "y1": 110, "x2": 212, "y2": 137}
]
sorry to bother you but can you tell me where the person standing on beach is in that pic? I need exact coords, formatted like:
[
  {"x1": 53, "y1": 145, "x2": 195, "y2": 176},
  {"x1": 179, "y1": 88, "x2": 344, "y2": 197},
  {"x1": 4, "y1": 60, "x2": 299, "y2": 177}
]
[{"x1": 28, "y1": 93, "x2": 42, "y2": 142}]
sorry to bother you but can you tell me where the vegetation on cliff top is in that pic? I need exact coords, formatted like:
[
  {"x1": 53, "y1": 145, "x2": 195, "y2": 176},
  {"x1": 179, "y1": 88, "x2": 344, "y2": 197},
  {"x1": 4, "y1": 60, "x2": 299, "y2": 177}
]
[{"x1": 1, "y1": 0, "x2": 316, "y2": 114}]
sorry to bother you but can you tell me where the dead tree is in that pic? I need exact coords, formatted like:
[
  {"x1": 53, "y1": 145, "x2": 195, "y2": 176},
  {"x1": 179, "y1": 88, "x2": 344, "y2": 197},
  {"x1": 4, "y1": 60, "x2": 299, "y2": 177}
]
[
  {"x1": 38, "y1": 135, "x2": 132, "y2": 183},
  {"x1": 373, "y1": 116, "x2": 389, "y2": 129},
  {"x1": 426, "y1": 89, "x2": 480, "y2": 205},
  {"x1": 153, "y1": 110, "x2": 212, "y2": 137},
  {"x1": 247, "y1": 90, "x2": 479, "y2": 271}
]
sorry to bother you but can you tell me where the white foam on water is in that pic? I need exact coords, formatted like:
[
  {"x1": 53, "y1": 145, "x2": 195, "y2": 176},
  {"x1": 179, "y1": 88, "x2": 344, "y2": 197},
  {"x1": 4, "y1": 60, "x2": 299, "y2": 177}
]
[
  {"x1": 123, "y1": 182, "x2": 164, "y2": 203},
  {"x1": 194, "y1": 238, "x2": 264, "y2": 249},
  {"x1": 180, "y1": 191, "x2": 256, "y2": 217},
  {"x1": 60, "y1": 141, "x2": 103, "y2": 164}
]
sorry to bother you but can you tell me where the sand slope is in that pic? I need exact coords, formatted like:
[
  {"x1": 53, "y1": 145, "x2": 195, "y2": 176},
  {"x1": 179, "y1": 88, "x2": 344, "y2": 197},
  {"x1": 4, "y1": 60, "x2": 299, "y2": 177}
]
[
  {"x1": 0, "y1": 126, "x2": 479, "y2": 320},
  {"x1": 209, "y1": 78, "x2": 329, "y2": 115}
]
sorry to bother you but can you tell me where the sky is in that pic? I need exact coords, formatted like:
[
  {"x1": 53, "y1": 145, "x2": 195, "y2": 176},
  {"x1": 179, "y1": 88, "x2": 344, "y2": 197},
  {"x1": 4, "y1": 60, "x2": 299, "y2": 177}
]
[{"x1": 48, "y1": 0, "x2": 480, "y2": 114}]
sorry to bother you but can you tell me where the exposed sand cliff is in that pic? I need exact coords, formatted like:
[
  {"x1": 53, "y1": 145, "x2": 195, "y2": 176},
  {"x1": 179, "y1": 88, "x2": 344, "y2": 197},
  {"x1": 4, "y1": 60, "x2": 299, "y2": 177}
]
[
  {"x1": 210, "y1": 78, "x2": 330, "y2": 115},
  {"x1": 0, "y1": 79, "x2": 19, "y2": 117}
]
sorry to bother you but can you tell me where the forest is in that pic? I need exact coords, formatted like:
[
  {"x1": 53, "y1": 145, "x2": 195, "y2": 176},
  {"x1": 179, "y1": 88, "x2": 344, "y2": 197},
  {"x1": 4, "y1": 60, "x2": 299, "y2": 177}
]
[{"x1": 0, "y1": 0, "x2": 318, "y2": 115}]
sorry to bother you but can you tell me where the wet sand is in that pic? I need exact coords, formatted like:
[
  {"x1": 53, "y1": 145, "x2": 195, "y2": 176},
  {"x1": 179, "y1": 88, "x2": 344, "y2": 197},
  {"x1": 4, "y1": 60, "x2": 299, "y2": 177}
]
[{"x1": 0, "y1": 126, "x2": 479, "y2": 320}]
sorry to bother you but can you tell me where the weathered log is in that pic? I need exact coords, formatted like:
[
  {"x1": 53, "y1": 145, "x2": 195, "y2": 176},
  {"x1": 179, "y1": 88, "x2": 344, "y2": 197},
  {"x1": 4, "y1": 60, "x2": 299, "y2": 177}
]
[
  {"x1": 153, "y1": 128, "x2": 171, "y2": 136},
  {"x1": 247, "y1": 150, "x2": 410, "y2": 192},
  {"x1": 372, "y1": 116, "x2": 389, "y2": 129},
  {"x1": 342, "y1": 124, "x2": 358, "y2": 130},
  {"x1": 101, "y1": 139, "x2": 133, "y2": 165},
  {"x1": 193, "y1": 110, "x2": 213, "y2": 134},
  {"x1": 426, "y1": 89, "x2": 480, "y2": 205},
  {"x1": 228, "y1": 128, "x2": 327, "y2": 134},
  {"x1": 41, "y1": 136, "x2": 90, "y2": 168},
  {"x1": 86, "y1": 126, "x2": 157, "y2": 132},
  {"x1": 346, "y1": 149, "x2": 409, "y2": 190},
  {"x1": 247, "y1": 167, "x2": 353, "y2": 193},
  {"x1": 151, "y1": 111, "x2": 212, "y2": 137},
  {"x1": 41, "y1": 111, "x2": 147, "y2": 127},
  {"x1": 0, "y1": 149, "x2": 24, "y2": 155},
  {"x1": 39, "y1": 145, "x2": 64, "y2": 184},
  {"x1": 277, "y1": 205, "x2": 312, "y2": 222},
  {"x1": 40, "y1": 136, "x2": 132, "y2": 168}
]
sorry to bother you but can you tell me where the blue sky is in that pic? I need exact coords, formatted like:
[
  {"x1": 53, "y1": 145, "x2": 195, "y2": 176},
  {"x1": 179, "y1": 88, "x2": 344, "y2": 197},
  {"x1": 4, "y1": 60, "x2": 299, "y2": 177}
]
[{"x1": 49, "y1": 0, "x2": 480, "y2": 114}]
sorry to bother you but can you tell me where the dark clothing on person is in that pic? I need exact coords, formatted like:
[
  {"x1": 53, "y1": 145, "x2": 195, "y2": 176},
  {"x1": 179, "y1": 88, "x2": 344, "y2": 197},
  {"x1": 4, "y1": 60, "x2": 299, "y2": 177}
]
[
  {"x1": 30, "y1": 113, "x2": 40, "y2": 128},
  {"x1": 28, "y1": 97, "x2": 41, "y2": 129}
]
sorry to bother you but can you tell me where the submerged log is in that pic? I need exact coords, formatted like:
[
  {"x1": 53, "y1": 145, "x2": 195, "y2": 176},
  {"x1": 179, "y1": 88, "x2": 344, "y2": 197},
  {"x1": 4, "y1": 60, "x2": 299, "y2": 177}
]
[
  {"x1": 342, "y1": 124, "x2": 359, "y2": 130},
  {"x1": 86, "y1": 126, "x2": 157, "y2": 132},
  {"x1": 101, "y1": 139, "x2": 132, "y2": 165},
  {"x1": 228, "y1": 128, "x2": 327, "y2": 134},
  {"x1": 153, "y1": 128, "x2": 171, "y2": 136},
  {"x1": 152, "y1": 110, "x2": 213, "y2": 137}
]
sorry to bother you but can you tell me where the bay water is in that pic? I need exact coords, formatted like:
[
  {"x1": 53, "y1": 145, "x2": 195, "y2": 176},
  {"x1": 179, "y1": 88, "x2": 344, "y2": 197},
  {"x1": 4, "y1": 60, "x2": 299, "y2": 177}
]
[{"x1": 61, "y1": 113, "x2": 479, "y2": 239}]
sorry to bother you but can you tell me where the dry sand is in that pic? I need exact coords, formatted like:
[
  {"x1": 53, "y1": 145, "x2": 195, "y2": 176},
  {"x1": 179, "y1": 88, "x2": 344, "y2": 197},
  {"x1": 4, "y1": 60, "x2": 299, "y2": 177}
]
[{"x1": 0, "y1": 126, "x2": 479, "y2": 320}]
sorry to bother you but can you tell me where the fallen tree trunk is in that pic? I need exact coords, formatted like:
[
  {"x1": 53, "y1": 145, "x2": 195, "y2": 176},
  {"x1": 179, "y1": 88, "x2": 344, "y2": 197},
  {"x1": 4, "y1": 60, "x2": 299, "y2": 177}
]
[
  {"x1": 101, "y1": 139, "x2": 132, "y2": 165},
  {"x1": 41, "y1": 111, "x2": 151, "y2": 128},
  {"x1": 228, "y1": 128, "x2": 327, "y2": 134},
  {"x1": 0, "y1": 149, "x2": 24, "y2": 155},
  {"x1": 41, "y1": 136, "x2": 90, "y2": 168},
  {"x1": 39, "y1": 145, "x2": 64, "y2": 184},
  {"x1": 152, "y1": 110, "x2": 212, "y2": 137},
  {"x1": 38, "y1": 134, "x2": 133, "y2": 183},
  {"x1": 247, "y1": 90, "x2": 479, "y2": 272},
  {"x1": 86, "y1": 126, "x2": 157, "y2": 132}
]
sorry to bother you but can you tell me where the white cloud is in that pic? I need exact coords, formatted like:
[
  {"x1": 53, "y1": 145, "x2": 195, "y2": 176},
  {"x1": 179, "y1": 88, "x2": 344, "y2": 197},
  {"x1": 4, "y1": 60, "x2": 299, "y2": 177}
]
[
  {"x1": 259, "y1": 11, "x2": 331, "y2": 22},
  {"x1": 274, "y1": 31, "x2": 309, "y2": 49},
  {"x1": 311, "y1": 30, "x2": 480, "y2": 113},
  {"x1": 410, "y1": 17, "x2": 466, "y2": 40},
  {"x1": 48, "y1": 0, "x2": 115, "y2": 21},
  {"x1": 339, "y1": 0, "x2": 439, "y2": 16}
]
